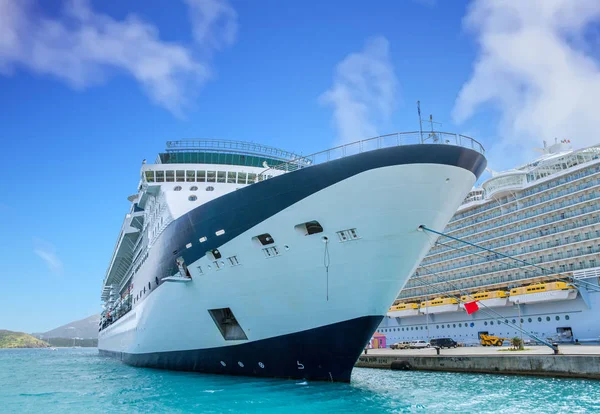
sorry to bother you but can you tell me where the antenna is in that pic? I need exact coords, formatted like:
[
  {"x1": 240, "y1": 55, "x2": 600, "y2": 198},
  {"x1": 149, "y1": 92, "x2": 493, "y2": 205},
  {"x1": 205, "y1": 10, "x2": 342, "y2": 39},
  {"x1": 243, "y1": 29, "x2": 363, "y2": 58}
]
[{"x1": 417, "y1": 101, "x2": 423, "y2": 143}]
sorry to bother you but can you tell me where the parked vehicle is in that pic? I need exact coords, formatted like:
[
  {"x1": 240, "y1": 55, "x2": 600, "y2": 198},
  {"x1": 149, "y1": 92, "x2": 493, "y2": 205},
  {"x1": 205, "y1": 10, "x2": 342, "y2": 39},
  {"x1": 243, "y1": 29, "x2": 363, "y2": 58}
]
[
  {"x1": 390, "y1": 341, "x2": 411, "y2": 350},
  {"x1": 409, "y1": 340, "x2": 430, "y2": 349},
  {"x1": 430, "y1": 338, "x2": 458, "y2": 349}
]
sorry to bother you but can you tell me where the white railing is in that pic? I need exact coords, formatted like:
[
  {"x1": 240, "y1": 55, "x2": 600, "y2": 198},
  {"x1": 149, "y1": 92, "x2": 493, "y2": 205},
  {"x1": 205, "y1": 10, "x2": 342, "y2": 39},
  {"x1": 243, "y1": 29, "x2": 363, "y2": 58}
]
[{"x1": 258, "y1": 131, "x2": 484, "y2": 175}]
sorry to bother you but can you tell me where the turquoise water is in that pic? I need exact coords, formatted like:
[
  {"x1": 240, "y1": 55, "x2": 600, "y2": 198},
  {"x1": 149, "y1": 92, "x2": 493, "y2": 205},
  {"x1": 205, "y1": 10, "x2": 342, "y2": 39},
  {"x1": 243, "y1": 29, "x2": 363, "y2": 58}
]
[{"x1": 1, "y1": 348, "x2": 599, "y2": 413}]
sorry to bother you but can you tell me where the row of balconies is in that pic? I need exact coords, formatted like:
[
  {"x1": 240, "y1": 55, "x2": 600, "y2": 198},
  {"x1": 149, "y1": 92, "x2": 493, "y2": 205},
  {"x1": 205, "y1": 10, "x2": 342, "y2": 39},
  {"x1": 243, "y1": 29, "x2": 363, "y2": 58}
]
[
  {"x1": 450, "y1": 164, "x2": 600, "y2": 225},
  {"x1": 404, "y1": 243, "x2": 600, "y2": 295},
  {"x1": 427, "y1": 196, "x2": 600, "y2": 259},
  {"x1": 448, "y1": 186, "x2": 600, "y2": 241},
  {"x1": 399, "y1": 256, "x2": 598, "y2": 300},
  {"x1": 422, "y1": 212, "x2": 600, "y2": 267},
  {"x1": 419, "y1": 225, "x2": 600, "y2": 275},
  {"x1": 447, "y1": 172, "x2": 600, "y2": 233}
]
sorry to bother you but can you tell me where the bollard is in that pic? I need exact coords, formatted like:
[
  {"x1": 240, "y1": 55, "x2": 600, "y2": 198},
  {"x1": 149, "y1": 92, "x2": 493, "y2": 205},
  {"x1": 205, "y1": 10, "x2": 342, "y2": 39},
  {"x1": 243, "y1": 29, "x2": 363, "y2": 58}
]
[
  {"x1": 552, "y1": 342, "x2": 559, "y2": 355},
  {"x1": 435, "y1": 346, "x2": 440, "y2": 355}
]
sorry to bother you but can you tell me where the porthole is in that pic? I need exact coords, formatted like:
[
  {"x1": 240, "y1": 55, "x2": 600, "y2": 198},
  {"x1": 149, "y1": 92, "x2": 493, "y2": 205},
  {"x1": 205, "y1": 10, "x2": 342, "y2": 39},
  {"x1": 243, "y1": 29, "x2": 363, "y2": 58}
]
[
  {"x1": 490, "y1": 321, "x2": 494, "y2": 325},
  {"x1": 453, "y1": 324, "x2": 456, "y2": 328},
  {"x1": 512, "y1": 319, "x2": 516, "y2": 324},
  {"x1": 556, "y1": 316, "x2": 560, "y2": 321},
  {"x1": 528, "y1": 318, "x2": 532, "y2": 323},
  {"x1": 258, "y1": 362, "x2": 265, "y2": 368},
  {"x1": 459, "y1": 323, "x2": 462, "y2": 327},
  {"x1": 420, "y1": 326, "x2": 424, "y2": 330},
  {"x1": 484, "y1": 321, "x2": 488, "y2": 326},
  {"x1": 565, "y1": 315, "x2": 570, "y2": 320},
  {"x1": 238, "y1": 361, "x2": 244, "y2": 367},
  {"x1": 190, "y1": 186, "x2": 198, "y2": 191},
  {"x1": 189, "y1": 195, "x2": 198, "y2": 201},
  {"x1": 174, "y1": 186, "x2": 182, "y2": 191},
  {"x1": 206, "y1": 186, "x2": 214, "y2": 191},
  {"x1": 505, "y1": 320, "x2": 509, "y2": 324},
  {"x1": 470, "y1": 322, "x2": 474, "y2": 327},
  {"x1": 220, "y1": 361, "x2": 226, "y2": 367},
  {"x1": 546, "y1": 316, "x2": 551, "y2": 321},
  {"x1": 537, "y1": 317, "x2": 542, "y2": 322},
  {"x1": 436, "y1": 325, "x2": 439, "y2": 329}
]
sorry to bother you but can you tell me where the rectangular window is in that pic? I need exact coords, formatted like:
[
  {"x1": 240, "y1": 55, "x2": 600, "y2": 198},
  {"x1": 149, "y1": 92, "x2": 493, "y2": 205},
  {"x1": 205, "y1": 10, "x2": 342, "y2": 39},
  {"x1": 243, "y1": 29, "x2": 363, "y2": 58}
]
[
  {"x1": 166, "y1": 170, "x2": 175, "y2": 182},
  {"x1": 227, "y1": 171, "x2": 236, "y2": 183},
  {"x1": 156, "y1": 171, "x2": 165, "y2": 182},
  {"x1": 207, "y1": 171, "x2": 216, "y2": 182},
  {"x1": 144, "y1": 171, "x2": 155, "y2": 182},
  {"x1": 176, "y1": 170, "x2": 185, "y2": 182},
  {"x1": 186, "y1": 170, "x2": 195, "y2": 182},
  {"x1": 217, "y1": 171, "x2": 226, "y2": 183},
  {"x1": 238, "y1": 172, "x2": 247, "y2": 184},
  {"x1": 247, "y1": 173, "x2": 257, "y2": 184},
  {"x1": 197, "y1": 170, "x2": 206, "y2": 182}
]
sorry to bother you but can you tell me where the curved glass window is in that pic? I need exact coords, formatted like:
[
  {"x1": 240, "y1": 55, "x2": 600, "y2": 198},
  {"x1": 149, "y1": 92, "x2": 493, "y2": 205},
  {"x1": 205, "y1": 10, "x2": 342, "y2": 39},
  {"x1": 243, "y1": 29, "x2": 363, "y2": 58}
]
[
  {"x1": 189, "y1": 195, "x2": 198, "y2": 201},
  {"x1": 206, "y1": 186, "x2": 214, "y2": 191},
  {"x1": 174, "y1": 186, "x2": 182, "y2": 191}
]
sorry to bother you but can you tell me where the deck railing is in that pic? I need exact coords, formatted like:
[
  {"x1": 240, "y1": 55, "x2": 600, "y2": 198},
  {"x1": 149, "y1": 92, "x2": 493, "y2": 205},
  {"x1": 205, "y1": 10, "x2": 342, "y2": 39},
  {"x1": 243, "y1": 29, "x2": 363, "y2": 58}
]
[
  {"x1": 258, "y1": 131, "x2": 485, "y2": 175},
  {"x1": 165, "y1": 139, "x2": 306, "y2": 164}
]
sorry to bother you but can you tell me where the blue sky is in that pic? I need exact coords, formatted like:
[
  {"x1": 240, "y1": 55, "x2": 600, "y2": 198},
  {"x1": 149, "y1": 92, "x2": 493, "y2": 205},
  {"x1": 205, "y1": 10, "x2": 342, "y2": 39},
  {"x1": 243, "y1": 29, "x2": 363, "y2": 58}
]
[{"x1": 1, "y1": 0, "x2": 600, "y2": 332}]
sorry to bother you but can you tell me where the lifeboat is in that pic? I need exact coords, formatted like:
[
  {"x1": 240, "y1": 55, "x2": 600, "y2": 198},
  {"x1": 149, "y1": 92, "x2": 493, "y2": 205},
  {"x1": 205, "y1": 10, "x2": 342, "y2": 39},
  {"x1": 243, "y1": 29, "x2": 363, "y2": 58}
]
[
  {"x1": 387, "y1": 303, "x2": 420, "y2": 317},
  {"x1": 420, "y1": 297, "x2": 460, "y2": 314},
  {"x1": 460, "y1": 290, "x2": 509, "y2": 309},
  {"x1": 508, "y1": 282, "x2": 577, "y2": 304}
]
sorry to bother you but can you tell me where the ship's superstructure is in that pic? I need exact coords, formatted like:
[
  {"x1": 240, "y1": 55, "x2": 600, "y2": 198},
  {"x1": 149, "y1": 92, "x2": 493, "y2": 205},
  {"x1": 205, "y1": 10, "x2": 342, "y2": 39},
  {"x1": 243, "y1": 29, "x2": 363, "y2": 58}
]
[
  {"x1": 98, "y1": 132, "x2": 486, "y2": 381},
  {"x1": 380, "y1": 139, "x2": 600, "y2": 345}
]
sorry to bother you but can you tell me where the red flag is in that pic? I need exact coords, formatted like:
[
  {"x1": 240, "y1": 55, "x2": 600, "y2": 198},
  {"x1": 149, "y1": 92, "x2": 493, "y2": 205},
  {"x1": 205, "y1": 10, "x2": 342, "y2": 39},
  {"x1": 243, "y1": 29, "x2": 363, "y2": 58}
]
[{"x1": 464, "y1": 301, "x2": 479, "y2": 315}]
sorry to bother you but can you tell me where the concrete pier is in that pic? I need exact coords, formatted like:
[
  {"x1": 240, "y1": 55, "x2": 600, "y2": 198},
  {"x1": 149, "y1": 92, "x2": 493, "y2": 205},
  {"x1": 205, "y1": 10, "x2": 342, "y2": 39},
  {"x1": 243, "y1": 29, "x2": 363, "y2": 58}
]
[{"x1": 356, "y1": 347, "x2": 600, "y2": 379}]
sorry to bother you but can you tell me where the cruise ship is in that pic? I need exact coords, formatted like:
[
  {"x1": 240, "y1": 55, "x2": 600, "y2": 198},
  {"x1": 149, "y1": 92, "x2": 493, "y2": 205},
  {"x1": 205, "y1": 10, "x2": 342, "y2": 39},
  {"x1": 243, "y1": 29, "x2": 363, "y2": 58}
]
[
  {"x1": 97, "y1": 131, "x2": 486, "y2": 381},
  {"x1": 380, "y1": 139, "x2": 600, "y2": 346}
]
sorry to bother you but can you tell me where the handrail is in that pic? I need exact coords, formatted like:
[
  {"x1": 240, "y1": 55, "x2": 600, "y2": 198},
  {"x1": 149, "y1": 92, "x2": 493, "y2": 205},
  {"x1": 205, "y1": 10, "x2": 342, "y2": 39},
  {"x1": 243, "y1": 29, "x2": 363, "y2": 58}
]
[
  {"x1": 164, "y1": 139, "x2": 307, "y2": 164},
  {"x1": 258, "y1": 131, "x2": 485, "y2": 175}
]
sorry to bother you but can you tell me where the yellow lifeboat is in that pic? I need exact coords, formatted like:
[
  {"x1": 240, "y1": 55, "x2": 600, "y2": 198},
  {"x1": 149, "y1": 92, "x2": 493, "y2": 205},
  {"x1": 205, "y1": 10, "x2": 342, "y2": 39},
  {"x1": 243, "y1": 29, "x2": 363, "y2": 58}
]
[
  {"x1": 460, "y1": 290, "x2": 509, "y2": 309},
  {"x1": 509, "y1": 282, "x2": 577, "y2": 304},
  {"x1": 387, "y1": 302, "x2": 420, "y2": 318},
  {"x1": 420, "y1": 297, "x2": 460, "y2": 314}
]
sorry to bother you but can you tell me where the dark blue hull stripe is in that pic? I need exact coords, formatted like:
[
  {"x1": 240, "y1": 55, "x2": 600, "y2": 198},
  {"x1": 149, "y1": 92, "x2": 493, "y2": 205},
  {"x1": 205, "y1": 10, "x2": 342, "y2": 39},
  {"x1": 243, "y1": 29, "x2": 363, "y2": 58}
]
[
  {"x1": 146, "y1": 144, "x2": 486, "y2": 287},
  {"x1": 100, "y1": 315, "x2": 383, "y2": 382}
]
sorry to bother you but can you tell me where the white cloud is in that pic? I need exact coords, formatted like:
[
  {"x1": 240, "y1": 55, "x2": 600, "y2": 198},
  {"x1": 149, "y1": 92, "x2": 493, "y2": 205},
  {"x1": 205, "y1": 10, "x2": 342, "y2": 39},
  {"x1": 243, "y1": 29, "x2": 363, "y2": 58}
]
[
  {"x1": 185, "y1": 0, "x2": 237, "y2": 51},
  {"x1": 453, "y1": 0, "x2": 600, "y2": 164},
  {"x1": 0, "y1": 0, "x2": 237, "y2": 116},
  {"x1": 34, "y1": 239, "x2": 63, "y2": 275},
  {"x1": 320, "y1": 37, "x2": 398, "y2": 144}
]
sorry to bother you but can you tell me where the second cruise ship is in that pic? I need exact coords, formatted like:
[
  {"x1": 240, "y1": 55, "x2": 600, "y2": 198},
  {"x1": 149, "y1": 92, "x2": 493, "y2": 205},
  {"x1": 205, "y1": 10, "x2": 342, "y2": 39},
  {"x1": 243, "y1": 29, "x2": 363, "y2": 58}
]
[{"x1": 380, "y1": 139, "x2": 600, "y2": 345}]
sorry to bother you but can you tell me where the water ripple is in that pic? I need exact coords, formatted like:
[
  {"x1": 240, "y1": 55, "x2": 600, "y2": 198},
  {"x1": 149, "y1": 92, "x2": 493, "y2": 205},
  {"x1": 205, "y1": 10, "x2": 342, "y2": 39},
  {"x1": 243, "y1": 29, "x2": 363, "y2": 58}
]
[{"x1": 1, "y1": 348, "x2": 599, "y2": 413}]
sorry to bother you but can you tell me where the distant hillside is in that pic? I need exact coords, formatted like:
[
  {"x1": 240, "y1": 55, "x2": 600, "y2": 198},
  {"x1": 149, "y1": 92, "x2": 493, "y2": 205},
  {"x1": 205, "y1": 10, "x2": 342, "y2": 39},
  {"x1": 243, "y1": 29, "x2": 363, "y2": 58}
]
[
  {"x1": 37, "y1": 314, "x2": 100, "y2": 340},
  {"x1": 0, "y1": 330, "x2": 49, "y2": 348}
]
